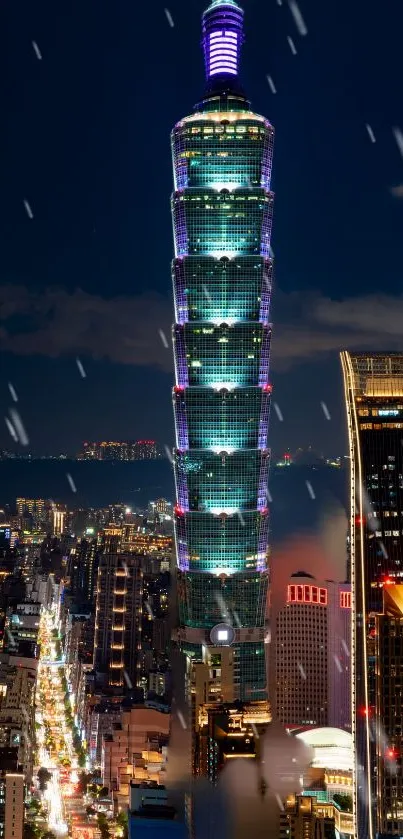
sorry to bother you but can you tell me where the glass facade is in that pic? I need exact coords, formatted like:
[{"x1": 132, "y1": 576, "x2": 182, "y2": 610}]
[
  {"x1": 171, "y1": 0, "x2": 273, "y2": 701},
  {"x1": 341, "y1": 351, "x2": 403, "y2": 839}
]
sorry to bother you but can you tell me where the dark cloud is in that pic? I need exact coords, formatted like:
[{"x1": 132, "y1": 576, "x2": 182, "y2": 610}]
[
  {"x1": 0, "y1": 284, "x2": 402, "y2": 371},
  {"x1": 0, "y1": 285, "x2": 173, "y2": 371}
]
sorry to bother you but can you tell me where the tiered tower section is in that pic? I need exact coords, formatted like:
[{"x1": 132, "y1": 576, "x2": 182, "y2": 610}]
[{"x1": 171, "y1": 0, "x2": 274, "y2": 701}]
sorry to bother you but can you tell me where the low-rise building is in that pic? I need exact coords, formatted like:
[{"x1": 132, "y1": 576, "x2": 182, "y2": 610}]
[{"x1": 101, "y1": 704, "x2": 171, "y2": 812}]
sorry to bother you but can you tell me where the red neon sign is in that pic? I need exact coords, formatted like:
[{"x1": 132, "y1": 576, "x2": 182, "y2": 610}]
[
  {"x1": 340, "y1": 591, "x2": 351, "y2": 609},
  {"x1": 287, "y1": 584, "x2": 327, "y2": 605}
]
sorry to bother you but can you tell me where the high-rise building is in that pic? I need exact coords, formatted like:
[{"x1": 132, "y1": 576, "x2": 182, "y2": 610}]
[
  {"x1": 375, "y1": 584, "x2": 403, "y2": 836},
  {"x1": 16, "y1": 498, "x2": 46, "y2": 528},
  {"x1": 171, "y1": 0, "x2": 273, "y2": 703},
  {"x1": 275, "y1": 573, "x2": 351, "y2": 730},
  {"x1": 341, "y1": 351, "x2": 403, "y2": 839},
  {"x1": 67, "y1": 537, "x2": 99, "y2": 606},
  {"x1": 0, "y1": 750, "x2": 24, "y2": 839},
  {"x1": 93, "y1": 529, "x2": 143, "y2": 691},
  {"x1": 51, "y1": 503, "x2": 67, "y2": 536}
]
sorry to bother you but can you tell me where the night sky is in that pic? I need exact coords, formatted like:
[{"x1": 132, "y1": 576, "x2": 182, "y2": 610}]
[{"x1": 2, "y1": 0, "x2": 403, "y2": 457}]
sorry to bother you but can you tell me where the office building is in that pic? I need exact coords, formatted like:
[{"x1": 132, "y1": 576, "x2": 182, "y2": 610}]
[
  {"x1": 0, "y1": 749, "x2": 24, "y2": 839},
  {"x1": 67, "y1": 537, "x2": 99, "y2": 606},
  {"x1": 171, "y1": 0, "x2": 274, "y2": 704},
  {"x1": 275, "y1": 573, "x2": 351, "y2": 730},
  {"x1": 93, "y1": 529, "x2": 143, "y2": 691},
  {"x1": 375, "y1": 584, "x2": 403, "y2": 836},
  {"x1": 79, "y1": 441, "x2": 159, "y2": 461},
  {"x1": 341, "y1": 351, "x2": 403, "y2": 839},
  {"x1": 279, "y1": 795, "x2": 336, "y2": 839}
]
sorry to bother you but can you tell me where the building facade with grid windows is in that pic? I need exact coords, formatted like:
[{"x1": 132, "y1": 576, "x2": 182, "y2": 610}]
[
  {"x1": 171, "y1": 0, "x2": 273, "y2": 702},
  {"x1": 275, "y1": 573, "x2": 351, "y2": 731},
  {"x1": 341, "y1": 351, "x2": 403, "y2": 839}
]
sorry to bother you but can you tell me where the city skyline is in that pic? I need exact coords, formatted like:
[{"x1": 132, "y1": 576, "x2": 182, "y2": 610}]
[{"x1": 2, "y1": 0, "x2": 403, "y2": 458}]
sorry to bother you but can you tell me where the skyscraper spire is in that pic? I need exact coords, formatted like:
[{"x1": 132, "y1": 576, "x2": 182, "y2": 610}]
[{"x1": 202, "y1": 0, "x2": 244, "y2": 84}]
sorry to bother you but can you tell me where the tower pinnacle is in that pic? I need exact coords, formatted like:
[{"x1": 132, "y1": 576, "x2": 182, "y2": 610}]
[{"x1": 202, "y1": 0, "x2": 244, "y2": 83}]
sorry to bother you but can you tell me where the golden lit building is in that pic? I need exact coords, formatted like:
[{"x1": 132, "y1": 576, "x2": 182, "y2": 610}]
[
  {"x1": 101, "y1": 705, "x2": 170, "y2": 812},
  {"x1": 194, "y1": 700, "x2": 270, "y2": 783},
  {"x1": 279, "y1": 795, "x2": 337, "y2": 839}
]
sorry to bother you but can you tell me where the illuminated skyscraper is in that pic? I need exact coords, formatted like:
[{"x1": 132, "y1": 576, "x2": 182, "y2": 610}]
[
  {"x1": 341, "y1": 351, "x2": 403, "y2": 839},
  {"x1": 171, "y1": 0, "x2": 274, "y2": 701}
]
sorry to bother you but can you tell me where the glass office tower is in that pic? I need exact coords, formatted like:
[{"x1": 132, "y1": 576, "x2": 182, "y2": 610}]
[
  {"x1": 341, "y1": 352, "x2": 403, "y2": 839},
  {"x1": 171, "y1": 0, "x2": 274, "y2": 701}
]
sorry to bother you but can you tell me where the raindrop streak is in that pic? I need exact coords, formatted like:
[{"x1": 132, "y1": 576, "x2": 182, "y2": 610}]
[
  {"x1": 164, "y1": 445, "x2": 173, "y2": 464},
  {"x1": 333, "y1": 655, "x2": 343, "y2": 674},
  {"x1": 5, "y1": 416, "x2": 17, "y2": 442},
  {"x1": 366, "y1": 124, "x2": 376, "y2": 143},
  {"x1": 9, "y1": 409, "x2": 29, "y2": 446},
  {"x1": 266, "y1": 75, "x2": 277, "y2": 94},
  {"x1": 8, "y1": 383, "x2": 18, "y2": 403},
  {"x1": 306, "y1": 480, "x2": 316, "y2": 500},
  {"x1": 32, "y1": 40, "x2": 42, "y2": 59},
  {"x1": 76, "y1": 358, "x2": 86, "y2": 378},
  {"x1": 341, "y1": 639, "x2": 350, "y2": 657},
  {"x1": 23, "y1": 200, "x2": 33, "y2": 219},
  {"x1": 274, "y1": 403, "x2": 283, "y2": 422},
  {"x1": 123, "y1": 670, "x2": 133, "y2": 690},
  {"x1": 287, "y1": 35, "x2": 297, "y2": 55},
  {"x1": 390, "y1": 184, "x2": 403, "y2": 199},
  {"x1": 121, "y1": 560, "x2": 129, "y2": 576},
  {"x1": 164, "y1": 8, "x2": 175, "y2": 27},
  {"x1": 202, "y1": 284, "x2": 212, "y2": 303},
  {"x1": 251, "y1": 723, "x2": 259, "y2": 739},
  {"x1": 379, "y1": 540, "x2": 388, "y2": 560},
  {"x1": 288, "y1": 0, "x2": 308, "y2": 35},
  {"x1": 237, "y1": 510, "x2": 245, "y2": 527},
  {"x1": 215, "y1": 591, "x2": 231, "y2": 622},
  {"x1": 5, "y1": 628, "x2": 16, "y2": 648},
  {"x1": 269, "y1": 245, "x2": 275, "y2": 258},
  {"x1": 177, "y1": 710, "x2": 187, "y2": 729},
  {"x1": 145, "y1": 601, "x2": 154, "y2": 620},
  {"x1": 297, "y1": 662, "x2": 306, "y2": 680},
  {"x1": 66, "y1": 473, "x2": 77, "y2": 493},
  {"x1": 266, "y1": 487, "x2": 273, "y2": 503},
  {"x1": 159, "y1": 329, "x2": 169, "y2": 349},
  {"x1": 320, "y1": 401, "x2": 331, "y2": 420},
  {"x1": 393, "y1": 126, "x2": 403, "y2": 158},
  {"x1": 277, "y1": 0, "x2": 283, "y2": 5},
  {"x1": 232, "y1": 610, "x2": 241, "y2": 628},
  {"x1": 275, "y1": 794, "x2": 285, "y2": 811}
]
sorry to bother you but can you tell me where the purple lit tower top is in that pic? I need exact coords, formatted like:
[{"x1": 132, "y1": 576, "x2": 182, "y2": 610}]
[{"x1": 202, "y1": 0, "x2": 244, "y2": 81}]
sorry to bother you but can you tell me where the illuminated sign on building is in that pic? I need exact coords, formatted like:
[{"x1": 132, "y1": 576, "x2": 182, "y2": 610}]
[
  {"x1": 287, "y1": 584, "x2": 328, "y2": 605},
  {"x1": 340, "y1": 591, "x2": 352, "y2": 609}
]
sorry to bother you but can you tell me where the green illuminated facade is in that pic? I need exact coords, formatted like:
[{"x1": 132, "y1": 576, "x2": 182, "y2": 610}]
[{"x1": 171, "y1": 0, "x2": 274, "y2": 700}]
